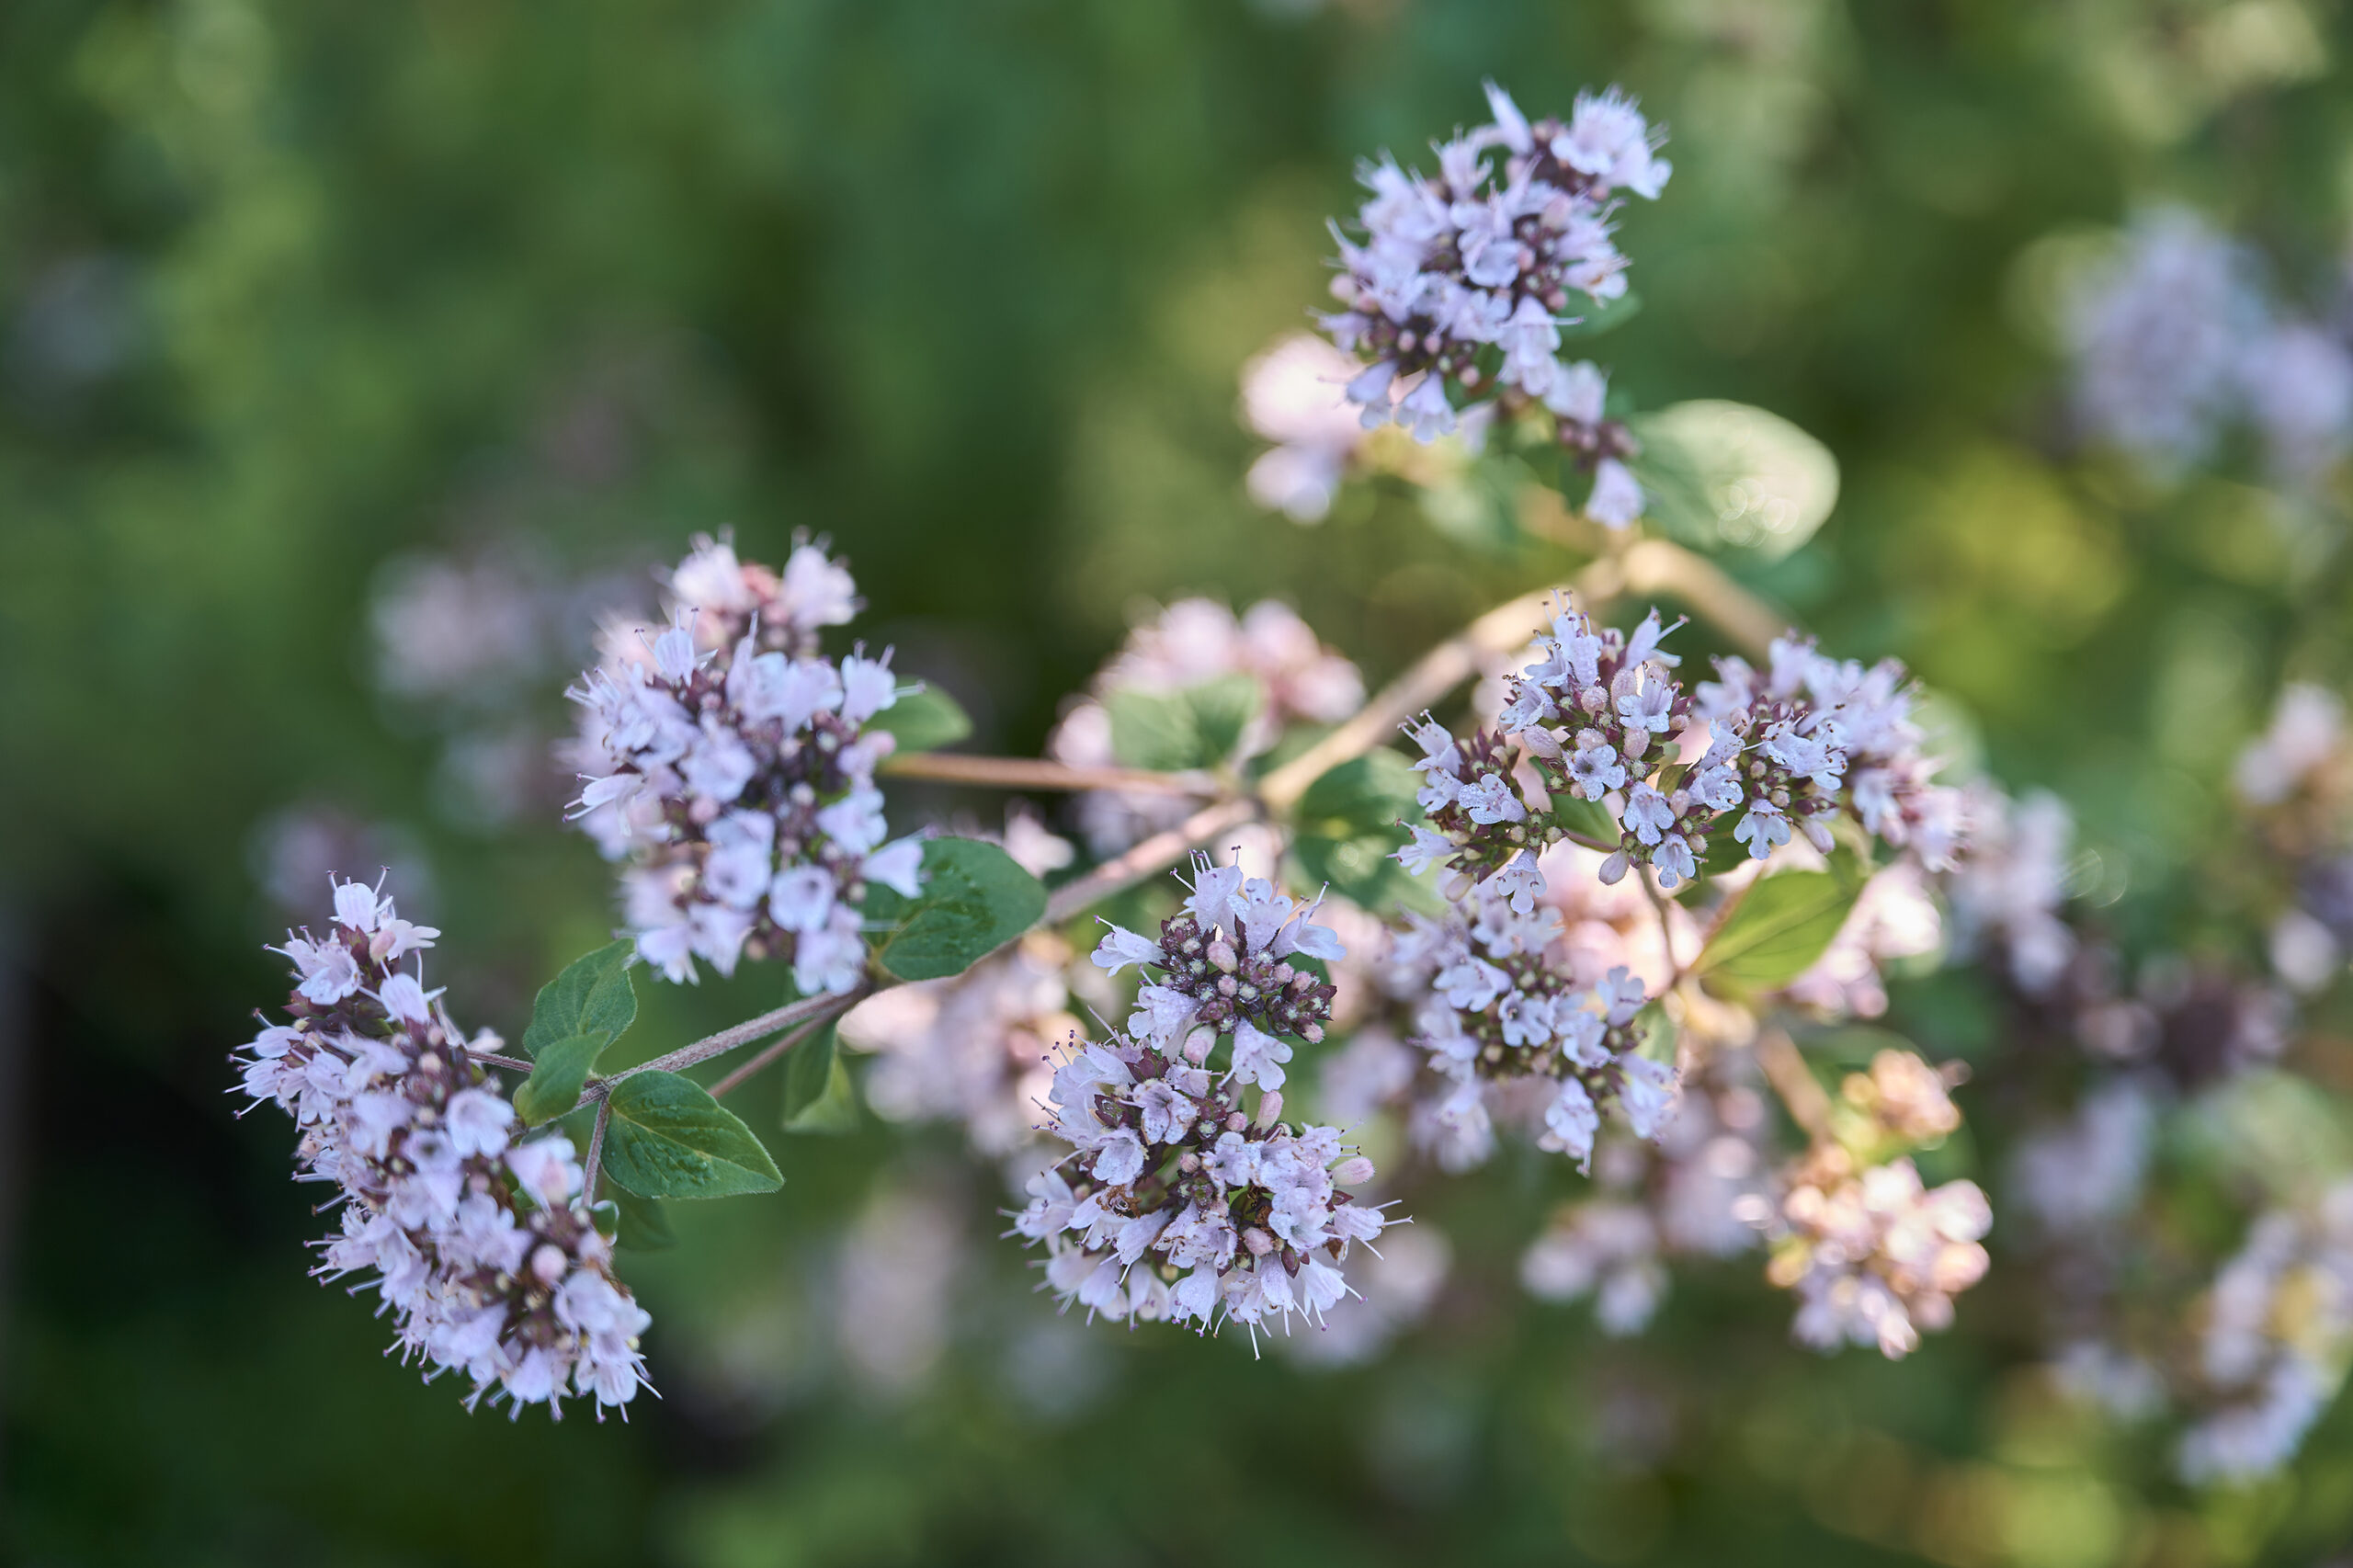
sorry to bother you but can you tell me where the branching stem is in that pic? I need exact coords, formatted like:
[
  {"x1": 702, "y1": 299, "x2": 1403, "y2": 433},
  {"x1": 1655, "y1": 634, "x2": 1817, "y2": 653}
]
[{"x1": 585, "y1": 541, "x2": 1790, "y2": 1106}]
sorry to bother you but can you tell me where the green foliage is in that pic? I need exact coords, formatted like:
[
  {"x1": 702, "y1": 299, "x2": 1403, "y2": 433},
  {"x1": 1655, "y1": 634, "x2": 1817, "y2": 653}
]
[
  {"x1": 864, "y1": 837, "x2": 1046, "y2": 981},
  {"x1": 781, "y1": 1022, "x2": 861, "y2": 1135},
  {"x1": 1557, "y1": 289, "x2": 1641, "y2": 339},
  {"x1": 513, "y1": 1031, "x2": 609, "y2": 1126},
  {"x1": 1106, "y1": 675, "x2": 1263, "y2": 770},
  {"x1": 522, "y1": 942, "x2": 638, "y2": 1060},
  {"x1": 1296, "y1": 751, "x2": 1422, "y2": 835},
  {"x1": 608, "y1": 1189, "x2": 676, "y2": 1253},
  {"x1": 1292, "y1": 751, "x2": 1439, "y2": 914},
  {"x1": 1695, "y1": 853, "x2": 1867, "y2": 990},
  {"x1": 598, "y1": 1071, "x2": 784, "y2": 1200},
  {"x1": 1625, "y1": 401, "x2": 1840, "y2": 560},
  {"x1": 1549, "y1": 791, "x2": 1619, "y2": 847},
  {"x1": 866, "y1": 686, "x2": 972, "y2": 753}
]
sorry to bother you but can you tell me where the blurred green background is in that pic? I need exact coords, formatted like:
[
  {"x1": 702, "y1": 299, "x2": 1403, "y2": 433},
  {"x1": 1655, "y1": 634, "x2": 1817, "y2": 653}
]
[{"x1": 8, "y1": 0, "x2": 2353, "y2": 1563}]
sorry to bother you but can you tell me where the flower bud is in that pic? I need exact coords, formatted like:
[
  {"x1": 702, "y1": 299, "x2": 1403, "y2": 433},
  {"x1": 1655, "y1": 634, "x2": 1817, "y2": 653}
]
[
  {"x1": 1255, "y1": 1090, "x2": 1284, "y2": 1130},
  {"x1": 530, "y1": 1244, "x2": 568, "y2": 1286},
  {"x1": 1243, "y1": 1227, "x2": 1276, "y2": 1257},
  {"x1": 1599, "y1": 850, "x2": 1630, "y2": 885},
  {"x1": 1332, "y1": 1156, "x2": 1376, "y2": 1186}
]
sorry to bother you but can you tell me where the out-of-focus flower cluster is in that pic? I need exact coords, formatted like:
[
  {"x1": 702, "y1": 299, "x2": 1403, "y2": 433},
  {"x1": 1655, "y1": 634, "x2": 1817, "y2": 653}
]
[
  {"x1": 1520, "y1": 1073, "x2": 1771, "y2": 1333},
  {"x1": 1048, "y1": 597, "x2": 1363, "y2": 856},
  {"x1": 564, "y1": 536, "x2": 923, "y2": 987},
  {"x1": 839, "y1": 931, "x2": 1086, "y2": 1159},
  {"x1": 235, "y1": 879, "x2": 650, "y2": 1417},
  {"x1": 2067, "y1": 206, "x2": 2353, "y2": 484},
  {"x1": 1764, "y1": 1148, "x2": 1991, "y2": 1360},
  {"x1": 2179, "y1": 1182, "x2": 2353, "y2": 1483},
  {"x1": 1319, "y1": 83, "x2": 1666, "y2": 525}
]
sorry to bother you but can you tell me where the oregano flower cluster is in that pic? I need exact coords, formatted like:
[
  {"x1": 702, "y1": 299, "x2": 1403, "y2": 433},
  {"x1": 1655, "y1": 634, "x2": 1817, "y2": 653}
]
[
  {"x1": 1091, "y1": 855, "x2": 1343, "y2": 1093},
  {"x1": 565, "y1": 537, "x2": 925, "y2": 989},
  {"x1": 1385, "y1": 884, "x2": 1677, "y2": 1172},
  {"x1": 1320, "y1": 83, "x2": 1666, "y2": 522},
  {"x1": 1015, "y1": 1029, "x2": 1392, "y2": 1341},
  {"x1": 228, "y1": 77, "x2": 2333, "y2": 1460},
  {"x1": 236, "y1": 880, "x2": 651, "y2": 1417},
  {"x1": 1405, "y1": 601, "x2": 1961, "y2": 895}
]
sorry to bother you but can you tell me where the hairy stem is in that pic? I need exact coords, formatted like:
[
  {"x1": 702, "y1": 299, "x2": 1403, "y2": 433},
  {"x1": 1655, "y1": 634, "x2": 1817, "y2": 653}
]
[
  {"x1": 584, "y1": 1095, "x2": 613, "y2": 1201},
  {"x1": 1753, "y1": 1028, "x2": 1833, "y2": 1142},
  {"x1": 710, "y1": 1002, "x2": 855, "y2": 1099},
  {"x1": 880, "y1": 751, "x2": 1218, "y2": 796},
  {"x1": 1581, "y1": 539, "x2": 1782, "y2": 662},
  {"x1": 608, "y1": 537, "x2": 1791, "y2": 1099},
  {"x1": 472, "y1": 1051, "x2": 536, "y2": 1076},
  {"x1": 1040, "y1": 796, "x2": 1261, "y2": 927}
]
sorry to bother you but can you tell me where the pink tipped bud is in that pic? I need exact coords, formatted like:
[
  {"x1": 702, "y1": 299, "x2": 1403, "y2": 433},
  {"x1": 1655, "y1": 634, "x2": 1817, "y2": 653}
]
[
  {"x1": 529, "y1": 1244, "x2": 568, "y2": 1286},
  {"x1": 1178, "y1": 1152, "x2": 1202, "y2": 1174},
  {"x1": 1206, "y1": 937, "x2": 1238, "y2": 972},
  {"x1": 1441, "y1": 869, "x2": 1475, "y2": 902},
  {"x1": 1599, "y1": 851, "x2": 1631, "y2": 885},
  {"x1": 1243, "y1": 1227, "x2": 1276, "y2": 1257},
  {"x1": 1255, "y1": 1090, "x2": 1284, "y2": 1130},
  {"x1": 1225, "y1": 1111, "x2": 1249, "y2": 1132},
  {"x1": 1332, "y1": 1156, "x2": 1376, "y2": 1186},
  {"x1": 1182, "y1": 1028, "x2": 1214, "y2": 1065}
]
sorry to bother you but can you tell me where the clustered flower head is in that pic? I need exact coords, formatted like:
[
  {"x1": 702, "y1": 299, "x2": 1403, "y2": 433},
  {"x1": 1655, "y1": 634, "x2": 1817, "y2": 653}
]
[
  {"x1": 1763, "y1": 1147, "x2": 1991, "y2": 1360},
  {"x1": 1048, "y1": 597, "x2": 1364, "y2": 856},
  {"x1": 1320, "y1": 83, "x2": 1667, "y2": 522},
  {"x1": 1091, "y1": 854, "x2": 1344, "y2": 1093},
  {"x1": 1014, "y1": 1030, "x2": 1392, "y2": 1341},
  {"x1": 2067, "y1": 206, "x2": 2353, "y2": 483},
  {"x1": 1944, "y1": 784, "x2": 2077, "y2": 995},
  {"x1": 1384, "y1": 881, "x2": 1677, "y2": 1172},
  {"x1": 235, "y1": 879, "x2": 650, "y2": 1417},
  {"x1": 2178, "y1": 1182, "x2": 2353, "y2": 1483},
  {"x1": 838, "y1": 932, "x2": 1085, "y2": 1158},
  {"x1": 1519, "y1": 1074, "x2": 1771, "y2": 1333},
  {"x1": 1240, "y1": 335, "x2": 1375, "y2": 523},
  {"x1": 564, "y1": 535, "x2": 923, "y2": 988}
]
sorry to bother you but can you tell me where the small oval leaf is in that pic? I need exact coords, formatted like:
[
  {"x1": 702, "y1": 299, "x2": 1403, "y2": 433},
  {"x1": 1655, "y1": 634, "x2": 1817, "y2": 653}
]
[
  {"x1": 523, "y1": 941, "x2": 637, "y2": 1058},
  {"x1": 1696, "y1": 860, "x2": 1865, "y2": 990},
  {"x1": 600, "y1": 1070, "x2": 784, "y2": 1199},
  {"x1": 781, "y1": 1022, "x2": 861, "y2": 1135},
  {"x1": 864, "y1": 837, "x2": 1046, "y2": 982},
  {"x1": 512, "y1": 1030, "x2": 608, "y2": 1126},
  {"x1": 867, "y1": 685, "x2": 972, "y2": 753},
  {"x1": 1626, "y1": 400, "x2": 1839, "y2": 560}
]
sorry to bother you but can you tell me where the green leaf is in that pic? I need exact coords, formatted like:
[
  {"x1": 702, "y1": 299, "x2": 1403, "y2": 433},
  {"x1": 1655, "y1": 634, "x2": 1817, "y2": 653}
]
[
  {"x1": 609, "y1": 1189, "x2": 676, "y2": 1251},
  {"x1": 1696, "y1": 856, "x2": 1867, "y2": 990},
  {"x1": 1550, "y1": 791, "x2": 1620, "y2": 846},
  {"x1": 1624, "y1": 400, "x2": 1840, "y2": 560},
  {"x1": 513, "y1": 1030, "x2": 608, "y2": 1126},
  {"x1": 1696, "y1": 829, "x2": 1756, "y2": 881},
  {"x1": 1293, "y1": 831, "x2": 1442, "y2": 917},
  {"x1": 1106, "y1": 688, "x2": 1200, "y2": 771},
  {"x1": 1105, "y1": 676, "x2": 1265, "y2": 770},
  {"x1": 1557, "y1": 288, "x2": 1642, "y2": 339},
  {"x1": 522, "y1": 940, "x2": 637, "y2": 1059},
  {"x1": 781, "y1": 1022, "x2": 861, "y2": 1135},
  {"x1": 600, "y1": 1070, "x2": 784, "y2": 1199},
  {"x1": 1297, "y1": 751, "x2": 1424, "y2": 836},
  {"x1": 1185, "y1": 674, "x2": 1263, "y2": 763},
  {"x1": 866, "y1": 685, "x2": 972, "y2": 753},
  {"x1": 864, "y1": 836, "x2": 1046, "y2": 981}
]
